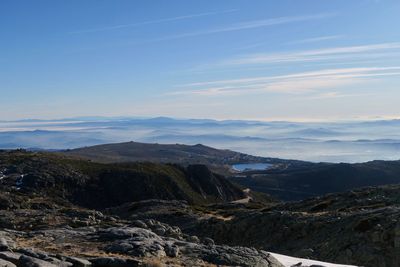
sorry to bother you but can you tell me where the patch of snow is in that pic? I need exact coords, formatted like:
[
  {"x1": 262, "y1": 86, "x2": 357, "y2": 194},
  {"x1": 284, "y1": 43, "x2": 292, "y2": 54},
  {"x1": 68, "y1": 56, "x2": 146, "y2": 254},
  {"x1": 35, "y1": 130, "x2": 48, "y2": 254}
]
[{"x1": 269, "y1": 252, "x2": 360, "y2": 267}]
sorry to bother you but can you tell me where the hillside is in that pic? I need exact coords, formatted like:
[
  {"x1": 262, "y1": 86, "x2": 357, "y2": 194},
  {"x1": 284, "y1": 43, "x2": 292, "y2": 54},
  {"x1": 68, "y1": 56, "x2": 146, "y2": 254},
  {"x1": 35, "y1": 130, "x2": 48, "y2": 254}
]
[
  {"x1": 62, "y1": 141, "x2": 293, "y2": 175},
  {"x1": 0, "y1": 149, "x2": 367, "y2": 267},
  {"x1": 2, "y1": 148, "x2": 398, "y2": 266},
  {"x1": 0, "y1": 150, "x2": 245, "y2": 208},
  {"x1": 230, "y1": 160, "x2": 400, "y2": 201},
  {"x1": 63, "y1": 141, "x2": 255, "y2": 164},
  {"x1": 61, "y1": 142, "x2": 297, "y2": 176},
  {"x1": 111, "y1": 185, "x2": 400, "y2": 267},
  {"x1": 62, "y1": 141, "x2": 400, "y2": 202}
]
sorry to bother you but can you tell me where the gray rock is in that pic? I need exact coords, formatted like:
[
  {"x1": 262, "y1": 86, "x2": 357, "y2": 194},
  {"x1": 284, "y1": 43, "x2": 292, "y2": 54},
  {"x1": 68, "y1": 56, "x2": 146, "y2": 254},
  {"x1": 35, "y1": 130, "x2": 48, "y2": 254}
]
[
  {"x1": 0, "y1": 258, "x2": 16, "y2": 267},
  {"x1": 0, "y1": 237, "x2": 15, "y2": 252},
  {"x1": 105, "y1": 242, "x2": 134, "y2": 254},
  {"x1": 17, "y1": 249, "x2": 48, "y2": 260},
  {"x1": 99, "y1": 227, "x2": 159, "y2": 240},
  {"x1": 145, "y1": 219, "x2": 156, "y2": 227},
  {"x1": 153, "y1": 227, "x2": 166, "y2": 236},
  {"x1": 164, "y1": 244, "x2": 179, "y2": 257},
  {"x1": 187, "y1": 235, "x2": 200, "y2": 243},
  {"x1": 203, "y1": 237, "x2": 215, "y2": 246},
  {"x1": 149, "y1": 244, "x2": 165, "y2": 258},
  {"x1": 129, "y1": 241, "x2": 165, "y2": 257},
  {"x1": 42, "y1": 257, "x2": 72, "y2": 267},
  {"x1": 18, "y1": 255, "x2": 58, "y2": 267},
  {"x1": 130, "y1": 220, "x2": 147, "y2": 229},
  {"x1": 199, "y1": 245, "x2": 285, "y2": 267},
  {"x1": 0, "y1": 239, "x2": 9, "y2": 252},
  {"x1": 266, "y1": 254, "x2": 286, "y2": 267},
  {"x1": 90, "y1": 257, "x2": 140, "y2": 267},
  {"x1": 0, "y1": 252, "x2": 20, "y2": 265},
  {"x1": 62, "y1": 256, "x2": 91, "y2": 267}
]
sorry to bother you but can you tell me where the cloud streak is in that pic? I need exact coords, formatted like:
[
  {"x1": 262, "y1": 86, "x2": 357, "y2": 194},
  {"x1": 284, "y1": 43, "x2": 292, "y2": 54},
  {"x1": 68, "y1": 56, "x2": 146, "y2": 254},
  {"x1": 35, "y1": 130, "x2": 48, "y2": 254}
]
[
  {"x1": 303, "y1": 91, "x2": 375, "y2": 100},
  {"x1": 171, "y1": 67, "x2": 400, "y2": 96},
  {"x1": 76, "y1": 12, "x2": 336, "y2": 46},
  {"x1": 152, "y1": 13, "x2": 336, "y2": 41},
  {"x1": 224, "y1": 42, "x2": 400, "y2": 66},
  {"x1": 286, "y1": 35, "x2": 344, "y2": 45},
  {"x1": 202, "y1": 13, "x2": 336, "y2": 34},
  {"x1": 70, "y1": 9, "x2": 238, "y2": 34}
]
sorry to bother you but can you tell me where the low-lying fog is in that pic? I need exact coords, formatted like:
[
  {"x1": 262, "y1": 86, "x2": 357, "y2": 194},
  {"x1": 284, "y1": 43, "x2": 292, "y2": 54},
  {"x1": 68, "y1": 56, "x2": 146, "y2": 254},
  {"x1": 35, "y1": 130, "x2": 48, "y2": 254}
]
[{"x1": 1, "y1": 117, "x2": 400, "y2": 163}]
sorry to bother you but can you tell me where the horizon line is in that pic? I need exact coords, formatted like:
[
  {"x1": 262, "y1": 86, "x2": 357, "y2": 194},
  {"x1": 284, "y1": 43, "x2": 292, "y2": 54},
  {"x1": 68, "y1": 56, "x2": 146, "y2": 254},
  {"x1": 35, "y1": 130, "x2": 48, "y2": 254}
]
[{"x1": 1, "y1": 115, "x2": 400, "y2": 124}]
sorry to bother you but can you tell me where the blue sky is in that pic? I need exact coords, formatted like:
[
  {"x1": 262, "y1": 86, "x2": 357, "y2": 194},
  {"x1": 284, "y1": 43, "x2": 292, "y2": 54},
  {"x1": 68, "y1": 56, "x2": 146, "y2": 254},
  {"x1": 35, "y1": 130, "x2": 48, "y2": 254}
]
[{"x1": 1, "y1": 0, "x2": 400, "y2": 121}]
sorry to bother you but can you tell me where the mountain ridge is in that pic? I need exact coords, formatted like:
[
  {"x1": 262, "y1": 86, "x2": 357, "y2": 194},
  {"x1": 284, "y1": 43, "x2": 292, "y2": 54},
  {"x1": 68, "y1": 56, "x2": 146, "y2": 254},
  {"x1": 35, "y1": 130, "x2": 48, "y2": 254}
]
[
  {"x1": 0, "y1": 150, "x2": 246, "y2": 208},
  {"x1": 62, "y1": 141, "x2": 400, "y2": 201}
]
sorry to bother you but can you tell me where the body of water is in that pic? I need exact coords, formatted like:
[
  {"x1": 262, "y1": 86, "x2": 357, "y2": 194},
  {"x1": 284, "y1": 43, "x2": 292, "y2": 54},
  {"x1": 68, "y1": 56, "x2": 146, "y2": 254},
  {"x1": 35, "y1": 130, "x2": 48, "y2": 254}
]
[{"x1": 232, "y1": 163, "x2": 273, "y2": 172}]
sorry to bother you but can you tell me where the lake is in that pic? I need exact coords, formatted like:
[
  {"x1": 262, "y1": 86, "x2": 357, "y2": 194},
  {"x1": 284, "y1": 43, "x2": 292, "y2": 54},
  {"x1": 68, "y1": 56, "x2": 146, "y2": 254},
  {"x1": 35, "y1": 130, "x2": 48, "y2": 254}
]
[{"x1": 232, "y1": 163, "x2": 273, "y2": 172}]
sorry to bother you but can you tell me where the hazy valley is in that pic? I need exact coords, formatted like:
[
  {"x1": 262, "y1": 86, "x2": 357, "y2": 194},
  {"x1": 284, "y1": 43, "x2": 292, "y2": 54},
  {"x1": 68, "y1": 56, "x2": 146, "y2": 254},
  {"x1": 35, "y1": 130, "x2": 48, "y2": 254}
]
[{"x1": 2, "y1": 117, "x2": 400, "y2": 163}]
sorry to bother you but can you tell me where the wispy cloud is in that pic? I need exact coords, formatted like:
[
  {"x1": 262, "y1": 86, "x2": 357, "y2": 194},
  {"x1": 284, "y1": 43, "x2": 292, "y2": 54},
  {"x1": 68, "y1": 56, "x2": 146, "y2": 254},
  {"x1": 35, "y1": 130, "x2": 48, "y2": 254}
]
[
  {"x1": 154, "y1": 12, "x2": 336, "y2": 41},
  {"x1": 286, "y1": 35, "x2": 344, "y2": 45},
  {"x1": 201, "y1": 13, "x2": 336, "y2": 34},
  {"x1": 182, "y1": 67, "x2": 400, "y2": 87},
  {"x1": 226, "y1": 34, "x2": 343, "y2": 52},
  {"x1": 225, "y1": 42, "x2": 400, "y2": 65},
  {"x1": 303, "y1": 91, "x2": 375, "y2": 100},
  {"x1": 170, "y1": 67, "x2": 400, "y2": 96},
  {"x1": 69, "y1": 9, "x2": 238, "y2": 34},
  {"x1": 77, "y1": 12, "x2": 337, "y2": 46}
]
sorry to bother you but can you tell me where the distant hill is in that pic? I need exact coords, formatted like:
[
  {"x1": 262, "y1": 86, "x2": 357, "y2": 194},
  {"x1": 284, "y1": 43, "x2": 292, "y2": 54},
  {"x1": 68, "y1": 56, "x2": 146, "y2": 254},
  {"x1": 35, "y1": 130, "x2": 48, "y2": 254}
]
[
  {"x1": 63, "y1": 141, "x2": 259, "y2": 163},
  {"x1": 62, "y1": 141, "x2": 290, "y2": 174}
]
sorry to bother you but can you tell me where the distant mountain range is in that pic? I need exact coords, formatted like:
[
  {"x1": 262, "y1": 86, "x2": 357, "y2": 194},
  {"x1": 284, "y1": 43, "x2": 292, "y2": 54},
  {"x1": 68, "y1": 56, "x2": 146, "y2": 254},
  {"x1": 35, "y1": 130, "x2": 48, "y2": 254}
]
[{"x1": 1, "y1": 116, "x2": 400, "y2": 162}]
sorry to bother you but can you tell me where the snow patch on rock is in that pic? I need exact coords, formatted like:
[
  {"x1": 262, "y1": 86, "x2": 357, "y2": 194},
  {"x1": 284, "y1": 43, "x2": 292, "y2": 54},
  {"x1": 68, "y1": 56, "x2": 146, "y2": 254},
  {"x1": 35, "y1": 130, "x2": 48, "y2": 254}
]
[{"x1": 270, "y1": 252, "x2": 360, "y2": 267}]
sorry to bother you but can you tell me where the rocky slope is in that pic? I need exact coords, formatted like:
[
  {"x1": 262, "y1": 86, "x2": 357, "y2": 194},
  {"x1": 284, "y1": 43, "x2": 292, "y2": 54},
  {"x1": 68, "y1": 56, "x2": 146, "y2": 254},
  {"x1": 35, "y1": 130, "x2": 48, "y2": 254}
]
[
  {"x1": 0, "y1": 217, "x2": 287, "y2": 267},
  {"x1": 0, "y1": 192, "x2": 358, "y2": 267},
  {"x1": 230, "y1": 160, "x2": 400, "y2": 201},
  {"x1": 0, "y1": 149, "x2": 396, "y2": 266},
  {"x1": 109, "y1": 186, "x2": 400, "y2": 267},
  {"x1": 0, "y1": 150, "x2": 245, "y2": 208},
  {"x1": 62, "y1": 141, "x2": 400, "y2": 202}
]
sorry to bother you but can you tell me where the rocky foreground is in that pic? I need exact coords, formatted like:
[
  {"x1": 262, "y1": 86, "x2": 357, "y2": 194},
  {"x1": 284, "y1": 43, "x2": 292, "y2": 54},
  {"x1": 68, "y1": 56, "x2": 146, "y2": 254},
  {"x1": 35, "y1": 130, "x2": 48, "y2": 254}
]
[
  {"x1": 0, "y1": 214, "x2": 289, "y2": 267},
  {"x1": 1, "y1": 150, "x2": 398, "y2": 266}
]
